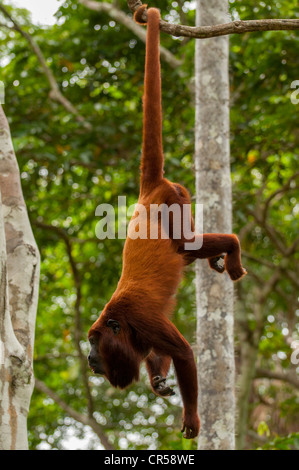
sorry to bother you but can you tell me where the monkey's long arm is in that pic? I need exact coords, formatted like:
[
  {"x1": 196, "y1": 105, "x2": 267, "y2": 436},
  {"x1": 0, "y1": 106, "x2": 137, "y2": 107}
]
[{"x1": 145, "y1": 317, "x2": 200, "y2": 439}]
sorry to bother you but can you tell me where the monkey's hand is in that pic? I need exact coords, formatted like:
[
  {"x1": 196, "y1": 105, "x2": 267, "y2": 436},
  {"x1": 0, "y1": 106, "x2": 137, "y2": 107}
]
[
  {"x1": 181, "y1": 411, "x2": 200, "y2": 439},
  {"x1": 151, "y1": 376, "x2": 175, "y2": 397}
]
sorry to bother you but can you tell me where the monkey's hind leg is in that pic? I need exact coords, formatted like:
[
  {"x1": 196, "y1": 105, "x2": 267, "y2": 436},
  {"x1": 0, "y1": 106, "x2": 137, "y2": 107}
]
[{"x1": 146, "y1": 352, "x2": 175, "y2": 397}]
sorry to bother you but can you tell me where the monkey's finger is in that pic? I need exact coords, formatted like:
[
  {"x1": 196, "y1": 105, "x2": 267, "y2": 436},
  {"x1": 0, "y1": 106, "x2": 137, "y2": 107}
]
[{"x1": 183, "y1": 428, "x2": 194, "y2": 439}]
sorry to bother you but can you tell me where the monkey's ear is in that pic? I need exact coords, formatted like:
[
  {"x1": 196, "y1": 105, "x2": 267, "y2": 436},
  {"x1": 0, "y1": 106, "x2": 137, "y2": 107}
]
[{"x1": 107, "y1": 319, "x2": 121, "y2": 335}]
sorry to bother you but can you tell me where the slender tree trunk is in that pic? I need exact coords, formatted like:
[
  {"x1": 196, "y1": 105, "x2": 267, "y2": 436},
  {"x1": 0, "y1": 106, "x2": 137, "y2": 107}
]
[
  {"x1": 235, "y1": 340, "x2": 258, "y2": 450},
  {"x1": 195, "y1": 0, "x2": 235, "y2": 450},
  {"x1": 0, "y1": 105, "x2": 40, "y2": 450},
  {"x1": 235, "y1": 274, "x2": 279, "y2": 450}
]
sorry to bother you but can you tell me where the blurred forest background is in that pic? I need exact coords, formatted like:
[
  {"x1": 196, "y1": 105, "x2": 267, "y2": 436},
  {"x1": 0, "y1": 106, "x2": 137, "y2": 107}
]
[{"x1": 0, "y1": 0, "x2": 298, "y2": 450}]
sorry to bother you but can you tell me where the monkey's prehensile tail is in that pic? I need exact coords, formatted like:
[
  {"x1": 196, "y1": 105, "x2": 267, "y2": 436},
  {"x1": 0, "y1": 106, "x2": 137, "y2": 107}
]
[{"x1": 134, "y1": 6, "x2": 164, "y2": 188}]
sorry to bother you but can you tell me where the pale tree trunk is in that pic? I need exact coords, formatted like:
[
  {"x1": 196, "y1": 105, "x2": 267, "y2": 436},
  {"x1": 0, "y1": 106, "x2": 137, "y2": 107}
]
[
  {"x1": 0, "y1": 105, "x2": 40, "y2": 450},
  {"x1": 195, "y1": 0, "x2": 235, "y2": 450}
]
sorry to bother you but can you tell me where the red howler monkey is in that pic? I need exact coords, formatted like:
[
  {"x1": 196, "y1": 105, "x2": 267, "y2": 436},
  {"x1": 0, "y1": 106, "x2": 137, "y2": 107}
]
[{"x1": 88, "y1": 5, "x2": 246, "y2": 439}]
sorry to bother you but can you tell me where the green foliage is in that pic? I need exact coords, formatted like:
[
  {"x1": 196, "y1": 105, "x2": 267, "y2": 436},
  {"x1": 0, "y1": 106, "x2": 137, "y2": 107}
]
[
  {"x1": 259, "y1": 432, "x2": 299, "y2": 450},
  {"x1": 257, "y1": 421, "x2": 270, "y2": 437}
]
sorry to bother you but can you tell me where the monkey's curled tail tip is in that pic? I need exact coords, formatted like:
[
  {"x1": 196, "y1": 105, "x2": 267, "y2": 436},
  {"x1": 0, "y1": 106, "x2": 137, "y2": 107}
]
[
  {"x1": 133, "y1": 4, "x2": 148, "y2": 24},
  {"x1": 133, "y1": 4, "x2": 160, "y2": 25}
]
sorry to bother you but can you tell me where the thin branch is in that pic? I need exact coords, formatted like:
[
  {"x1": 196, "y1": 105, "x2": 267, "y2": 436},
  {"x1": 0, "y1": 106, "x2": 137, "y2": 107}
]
[
  {"x1": 249, "y1": 208, "x2": 290, "y2": 257},
  {"x1": 32, "y1": 220, "x2": 98, "y2": 245},
  {"x1": 286, "y1": 236, "x2": 299, "y2": 257},
  {"x1": 246, "y1": 169, "x2": 299, "y2": 259},
  {"x1": 34, "y1": 379, "x2": 114, "y2": 450},
  {"x1": 258, "y1": 268, "x2": 281, "y2": 306},
  {"x1": 283, "y1": 268, "x2": 299, "y2": 290},
  {"x1": 237, "y1": 220, "x2": 255, "y2": 244},
  {"x1": 34, "y1": 352, "x2": 79, "y2": 361},
  {"x1": 0, "y1": 3, "x2": 91, "y2": 129},
  {"x1": 244, "y1": 269, "x2": 281, "y2": 342},
  {"x1": 243, "y1": 267, "x2": 263, "y2": 285},
  {"x1": 243, "y1": 251, "x2": 299, "y2": 291},
  {"x1": 255, "y1": 368, "x2": 299, "y2": 390},
  {"x1": 127, "y1": 0, "x2": 299, "y2": 38},
  {"x1": 33, "y1": 221, "x2": 95, "y2": 419},
  {"x1": 78, "y1": 0, "x2": 182, "y2": 69},
  {"x1": 0, "y1": 21, "x2": 10, "y2": 29},
  {"x1": 274, "y1": 285, "x2": 294, "y2": 308},
  {"x1": 263, "y1": 171, "x2": 299, "y2": 220},
  {"x1": 242, "y1": 250, "x2": 276, "y2": 270}
]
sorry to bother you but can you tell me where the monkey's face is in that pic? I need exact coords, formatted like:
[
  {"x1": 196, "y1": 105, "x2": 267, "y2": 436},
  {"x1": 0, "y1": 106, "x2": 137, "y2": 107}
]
[
  {"x1": 88, "y1": 319, "x2": 121, "y2": 375},
  {"x1": 88, "y1": 334, "x2": 105, "y2": 375},
  {"x1": 88, "y1": 320, "x2": 141, "y2": 389}
]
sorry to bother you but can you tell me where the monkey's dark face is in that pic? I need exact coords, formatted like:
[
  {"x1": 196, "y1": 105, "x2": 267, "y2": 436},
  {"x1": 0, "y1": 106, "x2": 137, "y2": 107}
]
[
  {"x1": 88, "y1": 319, "x2": 141, "y2": 389},
  {"x1": 88, "y1": 319, "x2": 121, "y2": 375},
  {"x1": 88, "y1": 335, "x2": 105, "y2": 375}
]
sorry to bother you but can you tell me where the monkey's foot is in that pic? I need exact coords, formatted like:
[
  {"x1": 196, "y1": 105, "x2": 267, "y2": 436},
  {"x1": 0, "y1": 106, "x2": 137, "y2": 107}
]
[
  {"x1": 228, "y1": 266, "x2": 247, "y2": 281},
  {"x1": 152, "y1": 376, "x2": 175, "y2": 397},
  {"x1": 208, "y1": 255, "x2": 225, "y2": 273},
  {"x1": 225, "y1": 256, "x2": 247, "y2": 281}
]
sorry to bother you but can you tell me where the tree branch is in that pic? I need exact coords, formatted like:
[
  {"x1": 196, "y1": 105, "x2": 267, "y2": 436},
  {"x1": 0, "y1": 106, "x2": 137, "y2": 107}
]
[
  {"x1": 127, "y1": 0, "x2": 299, "y2": 38},
  {"x1": 283, "y1": 268, "x2": 299, "y2": 290},
  {"x1": 242, "y1": 250, "x2": 276, "y2": 270},
  {"x1": 0, "y1": 3, "x2": 91, "y2": 129},
  {"x1": 34, "y1": 379, "x2": 114, "y2": 450},
  {"x1": 255, "y1": 368, "x2": 299, "y2": 390},
  {"x1": 249, "y1": 208, "x2": 290, "y2": 257},
  {"x1": 262, "y1": 171, "x2": 299, "y2": 220},
  {"x1": 78, "y1": 0, "x2": 182, "y2": 69},
  {"x1": 32, "y1": 221, "x2": 95, "y2": 419}
]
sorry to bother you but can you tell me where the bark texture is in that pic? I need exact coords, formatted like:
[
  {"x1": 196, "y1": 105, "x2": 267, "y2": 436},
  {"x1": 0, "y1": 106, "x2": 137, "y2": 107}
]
[
  {"x1": 194, "y1": 0, "x2": 235, "y2": 450},
  {"x1": 0, "y1": 105, "x2": 40, "y2": 450},
  {"x1": 127, "y1": 1, "x2": 299, "y2": 38}
]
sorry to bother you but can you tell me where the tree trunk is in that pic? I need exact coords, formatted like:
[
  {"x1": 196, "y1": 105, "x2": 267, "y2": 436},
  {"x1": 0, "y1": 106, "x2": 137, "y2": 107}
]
[
  {"x1": 235, "y1": 340, "x2": 258, "y2": 450},
  {"x1": 194, "y1": 0, "x2": 235, "y2": 450},
  {"x1": 0, "y1": 105, "x2": 40, "y2": 450}
]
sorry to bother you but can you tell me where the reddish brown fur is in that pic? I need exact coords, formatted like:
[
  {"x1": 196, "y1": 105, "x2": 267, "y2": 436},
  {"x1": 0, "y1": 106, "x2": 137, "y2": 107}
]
[{"x1": 88, "y1": 6, "x2": 246, "y2": 439}]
